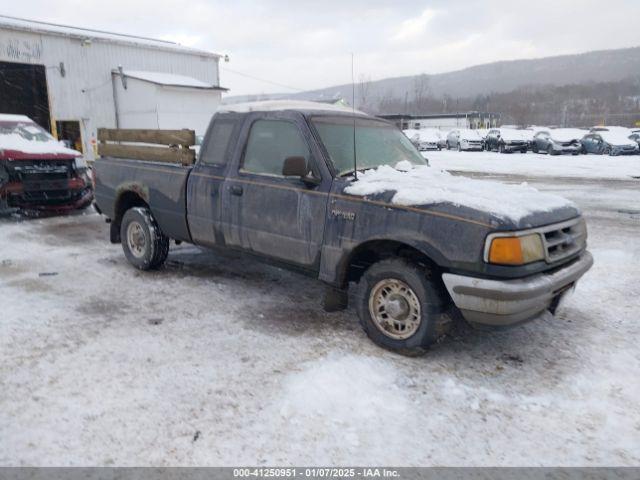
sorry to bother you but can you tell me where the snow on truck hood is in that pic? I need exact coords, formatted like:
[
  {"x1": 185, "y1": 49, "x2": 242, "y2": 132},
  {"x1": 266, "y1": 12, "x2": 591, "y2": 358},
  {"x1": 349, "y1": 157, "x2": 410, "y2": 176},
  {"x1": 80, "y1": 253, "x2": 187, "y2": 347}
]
[{"x1": 344, "y1": 161, "x2": 577, "y2": 223}]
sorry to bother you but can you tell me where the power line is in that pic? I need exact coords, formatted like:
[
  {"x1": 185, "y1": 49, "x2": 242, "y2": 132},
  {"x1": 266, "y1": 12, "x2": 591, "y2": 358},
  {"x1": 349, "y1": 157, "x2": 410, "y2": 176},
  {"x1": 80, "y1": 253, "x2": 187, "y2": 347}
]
[{"x1": 221, "y1": 67, "x2": 305, "y2": 92}]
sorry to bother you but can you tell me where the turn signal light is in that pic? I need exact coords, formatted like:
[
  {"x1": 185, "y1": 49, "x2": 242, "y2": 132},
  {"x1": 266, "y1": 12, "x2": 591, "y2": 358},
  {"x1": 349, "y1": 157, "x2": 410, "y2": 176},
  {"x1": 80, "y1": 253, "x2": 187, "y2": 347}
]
[
  {"x1": 488, "y1": 234, "x2": 545, "y2": 265},
  {"x1": 489, "y1": 237, "x2": 523, "y2": 265}
]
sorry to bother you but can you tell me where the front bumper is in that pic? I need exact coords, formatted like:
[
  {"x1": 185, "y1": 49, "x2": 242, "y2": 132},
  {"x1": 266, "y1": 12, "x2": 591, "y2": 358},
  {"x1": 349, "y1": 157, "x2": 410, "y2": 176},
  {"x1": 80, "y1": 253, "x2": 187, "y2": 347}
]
[
  {"x1": 442, "y1": 251, "x2": 593, "y2": 326},
  {"x1": 551, "y1": 144, "x2": 582, "y2": 154},
  {"x1": 460, "y1": 142, "x2": 484, "y2": 151},
  {"x1": 503, "y1": 142, "x2": 528, "y2": 152}
]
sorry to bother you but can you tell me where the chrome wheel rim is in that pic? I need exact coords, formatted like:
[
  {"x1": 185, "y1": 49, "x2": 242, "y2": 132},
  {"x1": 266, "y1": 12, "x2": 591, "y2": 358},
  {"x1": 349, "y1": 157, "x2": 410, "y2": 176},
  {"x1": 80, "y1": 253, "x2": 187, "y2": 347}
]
[
  {"x1": 368, "y1": 279, "x2": 421, "y2": 340},
  {"x1": 126, "y1": 221, "x2": 146, "y2": 258}
]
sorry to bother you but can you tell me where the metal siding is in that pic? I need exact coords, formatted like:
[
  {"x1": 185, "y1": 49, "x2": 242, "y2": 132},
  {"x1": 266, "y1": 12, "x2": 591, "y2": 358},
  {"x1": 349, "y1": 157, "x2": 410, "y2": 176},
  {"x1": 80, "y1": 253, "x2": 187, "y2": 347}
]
[{"x1": 0, "y1": 27, "x2": 220, "y2": 159}]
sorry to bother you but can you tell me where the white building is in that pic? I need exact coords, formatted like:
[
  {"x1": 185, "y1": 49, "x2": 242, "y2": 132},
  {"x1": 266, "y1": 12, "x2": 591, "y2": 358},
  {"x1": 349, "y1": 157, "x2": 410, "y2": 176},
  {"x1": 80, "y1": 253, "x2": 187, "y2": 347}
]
[
  {"x1": 379, "y1": 112, "x2": 501, "y2": 131},
  {"x1": 0, "y1": 15, "x2": 227, "y2": 160}
]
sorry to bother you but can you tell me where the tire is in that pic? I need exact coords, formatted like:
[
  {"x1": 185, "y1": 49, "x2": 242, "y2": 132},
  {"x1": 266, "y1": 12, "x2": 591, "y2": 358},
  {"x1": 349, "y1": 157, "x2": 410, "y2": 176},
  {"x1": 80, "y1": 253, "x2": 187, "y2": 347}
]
[
  {"x1": 120, "y1": 207, "x2": 170, "y2": 270},
  {"x1": 356, "y1": 258, "x2": 450, "y2": 356}
]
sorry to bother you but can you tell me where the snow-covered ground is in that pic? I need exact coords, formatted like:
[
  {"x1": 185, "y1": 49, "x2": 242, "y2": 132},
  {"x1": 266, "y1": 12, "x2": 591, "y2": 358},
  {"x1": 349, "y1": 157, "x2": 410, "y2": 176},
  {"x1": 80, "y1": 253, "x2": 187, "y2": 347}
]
[
  {"x1": 425, "y1": 149, "x2": 640, "y2": 180},
  {"x1": 1, "y1": 155, "x2": 639, "y2": 466}
]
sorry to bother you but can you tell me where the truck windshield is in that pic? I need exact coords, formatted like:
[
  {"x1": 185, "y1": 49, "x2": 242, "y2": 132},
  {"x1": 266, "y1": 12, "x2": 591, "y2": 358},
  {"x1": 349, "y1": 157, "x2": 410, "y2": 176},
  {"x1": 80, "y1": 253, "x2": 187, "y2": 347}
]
[{"x1": 311, "y1": 116, "x2": 428, "y2": 176}]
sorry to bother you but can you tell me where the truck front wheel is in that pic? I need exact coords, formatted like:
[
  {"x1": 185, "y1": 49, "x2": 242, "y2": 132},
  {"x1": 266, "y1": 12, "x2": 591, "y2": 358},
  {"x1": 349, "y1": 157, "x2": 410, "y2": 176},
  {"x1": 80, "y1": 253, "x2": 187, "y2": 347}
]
[
  {"x1": 356, "y1": 258, "x2": 450, "y2": 356},
  {"x1": 120, "y1": 207, "x2": 169, "y2": 270}
]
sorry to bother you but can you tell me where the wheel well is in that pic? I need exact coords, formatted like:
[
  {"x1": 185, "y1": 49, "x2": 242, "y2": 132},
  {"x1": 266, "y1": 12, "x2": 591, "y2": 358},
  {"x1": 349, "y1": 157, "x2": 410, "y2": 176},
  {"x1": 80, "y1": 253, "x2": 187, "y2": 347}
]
[
  {"x1": 343, "y1": 240, "x2": 440, "y2": 287},
  {"x1": 110, "y1": 191, "x2": 149, "y2": 243}
]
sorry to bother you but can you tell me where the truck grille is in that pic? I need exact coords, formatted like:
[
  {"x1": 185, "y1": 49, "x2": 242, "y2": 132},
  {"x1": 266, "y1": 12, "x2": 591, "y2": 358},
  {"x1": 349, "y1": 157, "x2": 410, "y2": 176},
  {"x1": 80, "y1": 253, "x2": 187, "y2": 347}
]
[{"x1": 540, "y1": 217, "x2": 587, "y2": 263}]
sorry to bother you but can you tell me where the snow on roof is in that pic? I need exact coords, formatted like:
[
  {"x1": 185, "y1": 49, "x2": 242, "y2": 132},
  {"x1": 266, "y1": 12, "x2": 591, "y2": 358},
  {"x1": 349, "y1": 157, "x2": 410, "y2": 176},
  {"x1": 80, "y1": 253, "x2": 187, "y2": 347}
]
[
  {"x1": 0, "y1": 114, "x2": 32, "y2": 123},
  {"x1": 219, "y1": 100, "x2": 366, "y2": 115},
  {"x1": 344, "y1": 162, "x2": 576, "y2": 222},
  {"x1": 0, "y1": 14, "x2": 220, "y2": 58},
  {"x1": 546, "y1": 128, "x2": 588, "y2": 142},
  {"x1": 497, "y1": 128, "x2": 532, "y2": 141},
  {"x1": 598, "y1": 131, "x2": 638, "y2": 146},
  {"x1": 117, "y1": 70, "x2": 227, "y2": 90},
  {"x1": 403, "y1": 128, "x2": 441, "y2": 141}
]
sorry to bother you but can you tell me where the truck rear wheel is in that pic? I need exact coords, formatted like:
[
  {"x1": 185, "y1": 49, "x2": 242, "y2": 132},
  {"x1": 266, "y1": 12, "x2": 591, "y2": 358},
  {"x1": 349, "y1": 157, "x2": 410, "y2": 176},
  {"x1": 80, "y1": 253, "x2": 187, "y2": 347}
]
[
  {"x1": 120, "y1": 207, "x2": 169, "y2": 270},
  {"x1": 356, "y1": 258, "x2": 449, "y2": 356}
]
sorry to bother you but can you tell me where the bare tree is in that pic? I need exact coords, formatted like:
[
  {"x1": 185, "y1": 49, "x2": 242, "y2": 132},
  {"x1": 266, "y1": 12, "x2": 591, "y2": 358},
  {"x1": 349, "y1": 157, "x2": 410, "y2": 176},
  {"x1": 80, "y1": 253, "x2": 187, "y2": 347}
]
[
  {"x1": 358, "y1": 74, "x2": 372, "y2": 111},
  {"x1": 412, "y1": 74, "x2": 430, "y2": 113}
]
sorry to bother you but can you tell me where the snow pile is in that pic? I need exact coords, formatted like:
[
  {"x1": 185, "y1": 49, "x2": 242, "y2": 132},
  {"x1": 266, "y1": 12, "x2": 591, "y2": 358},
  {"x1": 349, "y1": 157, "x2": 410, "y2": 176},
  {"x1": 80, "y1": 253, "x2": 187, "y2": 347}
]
[
  {"x1": 274, "y1": 355, "x2": 416, "y2": 453},
  {"x1": 426, "y1": 150, "x2": 640, "y2": 180},
  {"x1": 344, "y1": 163, "x2": 576, "y2": 221},
  {"x1": 0, "y1": 132, "x2": 80, "y2": 156},
  {"x1": 278, "y1": 355, "x2": 407, "y2": 423}
]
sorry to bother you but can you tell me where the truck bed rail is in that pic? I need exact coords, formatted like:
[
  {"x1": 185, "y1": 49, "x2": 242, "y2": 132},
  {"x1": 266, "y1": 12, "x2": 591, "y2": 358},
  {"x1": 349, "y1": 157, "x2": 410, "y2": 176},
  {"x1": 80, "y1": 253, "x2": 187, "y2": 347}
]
[{"x1": 97, "y1": 128, "x2": 196, "y2": 166}]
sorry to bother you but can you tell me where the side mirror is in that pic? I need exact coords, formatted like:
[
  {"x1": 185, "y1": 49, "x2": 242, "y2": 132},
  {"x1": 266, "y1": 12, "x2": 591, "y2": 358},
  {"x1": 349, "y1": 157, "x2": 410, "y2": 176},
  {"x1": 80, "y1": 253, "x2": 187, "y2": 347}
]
[{"x1": 282, "y1": 156, "x2": 321, "y2": 186}]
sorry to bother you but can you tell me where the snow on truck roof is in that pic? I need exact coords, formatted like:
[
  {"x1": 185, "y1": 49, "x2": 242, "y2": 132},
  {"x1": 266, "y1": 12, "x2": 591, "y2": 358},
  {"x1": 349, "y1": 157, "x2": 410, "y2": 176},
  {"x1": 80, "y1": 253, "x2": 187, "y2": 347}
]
[
  {"x1": 0, "y1": 14, "x2": 221, "y2": 58},
  {"x1": 218, "y1": 100, "x2": 367, "y2": 115}
]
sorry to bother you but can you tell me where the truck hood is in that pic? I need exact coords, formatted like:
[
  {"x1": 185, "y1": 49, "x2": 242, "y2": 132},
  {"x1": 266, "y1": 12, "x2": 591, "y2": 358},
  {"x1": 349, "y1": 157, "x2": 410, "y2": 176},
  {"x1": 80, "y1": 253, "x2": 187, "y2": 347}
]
[{"x1": 343, "y1": 162, "x2": 580, "y2": 229}]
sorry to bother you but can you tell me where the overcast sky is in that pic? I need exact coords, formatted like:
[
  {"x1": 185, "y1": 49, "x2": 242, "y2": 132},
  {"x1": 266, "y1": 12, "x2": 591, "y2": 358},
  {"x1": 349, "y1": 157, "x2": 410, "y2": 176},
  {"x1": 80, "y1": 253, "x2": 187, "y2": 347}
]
[{"x1": 4, "y1": 0, "x2": 640, "y2": 96}]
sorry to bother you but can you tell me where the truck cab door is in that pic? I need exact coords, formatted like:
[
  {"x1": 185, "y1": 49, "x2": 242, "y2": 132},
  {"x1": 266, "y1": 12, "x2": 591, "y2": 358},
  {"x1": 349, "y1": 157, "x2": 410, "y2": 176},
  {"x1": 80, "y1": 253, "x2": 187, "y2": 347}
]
[
  {"x1": 221, "y1": 112, "x2": 331, "y2": 270},
  {"x1": 187, "y1": 115, "x2": 241, "y2": 247}
]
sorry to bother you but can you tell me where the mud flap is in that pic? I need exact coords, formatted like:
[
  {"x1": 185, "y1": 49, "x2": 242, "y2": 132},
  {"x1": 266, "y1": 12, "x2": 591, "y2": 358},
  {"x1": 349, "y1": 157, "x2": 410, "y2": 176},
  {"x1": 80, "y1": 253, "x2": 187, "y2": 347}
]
[{"x1": 323, "y1": 286, "x2": 349, "y2": 312}]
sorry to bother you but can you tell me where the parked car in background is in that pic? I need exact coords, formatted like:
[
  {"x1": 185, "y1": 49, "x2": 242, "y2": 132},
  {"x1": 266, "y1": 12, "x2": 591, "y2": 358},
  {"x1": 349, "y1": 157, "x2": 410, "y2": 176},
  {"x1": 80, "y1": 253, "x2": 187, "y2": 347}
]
[
  {"x1": 0, "y1": 114, "x2": 93, "y2": 214},
  {"x1": 446, "y1": 129, "x2": 484, "y2": 151},
  {"x1": 476, "y1": 128, "x2": 489, "y2": 140},
  {"x1": 581, "y1": 131, "x2": 639, "y2": 156},
  {"x1": 531, "y1": 128, "x2": 585, "y2": 155},
  {"x1": 484, "y1": 128, "x2": 529, "y2": 153},
  {"x1": 590, "y1": 126, "x2": 632, "y2": 135},
  {"x1": 403, "y1": 128, "x2": 443, "y2": 151}
]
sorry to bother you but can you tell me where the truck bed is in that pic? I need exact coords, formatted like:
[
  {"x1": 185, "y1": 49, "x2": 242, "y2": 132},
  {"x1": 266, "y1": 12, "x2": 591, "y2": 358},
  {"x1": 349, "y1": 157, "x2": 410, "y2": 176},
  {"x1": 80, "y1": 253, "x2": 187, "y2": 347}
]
[{"x1": 94, "y1": 157, "x2": 192, "y2": 242}]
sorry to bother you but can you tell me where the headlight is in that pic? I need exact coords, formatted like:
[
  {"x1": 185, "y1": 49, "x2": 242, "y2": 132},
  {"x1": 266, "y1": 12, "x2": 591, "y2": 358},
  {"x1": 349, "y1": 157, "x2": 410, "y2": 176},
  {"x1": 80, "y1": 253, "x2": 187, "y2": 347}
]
[{"x1": 486, "y1": 233, "x2": 545, "y2": 265}]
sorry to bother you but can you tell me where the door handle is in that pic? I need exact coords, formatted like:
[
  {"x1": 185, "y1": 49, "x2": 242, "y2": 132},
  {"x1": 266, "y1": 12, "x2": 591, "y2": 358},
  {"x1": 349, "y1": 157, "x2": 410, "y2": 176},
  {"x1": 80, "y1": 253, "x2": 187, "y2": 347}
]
[{"x1": 230, "y1": 185, "x2": 243, "y2": 196}]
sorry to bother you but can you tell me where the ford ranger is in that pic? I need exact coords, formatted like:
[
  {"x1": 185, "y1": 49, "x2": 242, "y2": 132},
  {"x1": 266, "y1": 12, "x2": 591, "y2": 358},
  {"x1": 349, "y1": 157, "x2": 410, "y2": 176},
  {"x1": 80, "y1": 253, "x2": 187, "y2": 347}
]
[{"x1": 93, "y1": 101, "x2": 593, "y2": 355}]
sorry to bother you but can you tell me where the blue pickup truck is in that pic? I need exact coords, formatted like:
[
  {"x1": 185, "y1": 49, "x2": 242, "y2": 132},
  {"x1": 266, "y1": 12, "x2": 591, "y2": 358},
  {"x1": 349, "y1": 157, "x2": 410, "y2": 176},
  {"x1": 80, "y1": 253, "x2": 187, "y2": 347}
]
[{"x1": 94, "y1": 101, "x2": 593, "y2": 355}]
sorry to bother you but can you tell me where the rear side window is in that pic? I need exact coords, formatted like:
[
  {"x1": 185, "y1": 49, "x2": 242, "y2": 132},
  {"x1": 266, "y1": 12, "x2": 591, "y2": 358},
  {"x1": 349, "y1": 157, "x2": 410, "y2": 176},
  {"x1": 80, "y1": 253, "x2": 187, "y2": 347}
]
[
  {"x1": 242, "y1": 120, "x2": 311, "y2": 177},
  {"x1": 201, "y1": 119, "x2": 237, "y2": 166}
]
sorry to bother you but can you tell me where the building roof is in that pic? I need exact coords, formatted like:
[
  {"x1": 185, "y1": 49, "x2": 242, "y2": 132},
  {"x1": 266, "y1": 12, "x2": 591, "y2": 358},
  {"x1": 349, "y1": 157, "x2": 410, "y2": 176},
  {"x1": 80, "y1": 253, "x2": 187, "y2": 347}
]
[
  {"x1": 115, "y1": 70, "x2": 228, "y2": 91},
  {"x1": 0, "y1": 14, "x2": 221, "y2": 58},
  {"x1": 379, "y1": 111, "x2": 500, "y2": 120},
  {"x1": 218, "y1": 100, "x2": 366, "y2": 115}
]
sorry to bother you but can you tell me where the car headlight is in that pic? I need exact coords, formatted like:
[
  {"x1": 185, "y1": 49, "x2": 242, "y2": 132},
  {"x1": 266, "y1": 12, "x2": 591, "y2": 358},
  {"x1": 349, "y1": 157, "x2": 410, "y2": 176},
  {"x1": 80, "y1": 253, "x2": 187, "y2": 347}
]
[{"x1": 486, "y1": 233, "x2": 545, "y2": 265}]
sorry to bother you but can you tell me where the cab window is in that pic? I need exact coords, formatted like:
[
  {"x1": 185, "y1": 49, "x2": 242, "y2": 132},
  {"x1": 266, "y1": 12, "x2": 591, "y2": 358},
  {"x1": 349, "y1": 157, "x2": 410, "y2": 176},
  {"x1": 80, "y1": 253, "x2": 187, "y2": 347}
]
[
  {"x1": 201, "y1": 119, "x2": 237, "y2": 166},
  {"x1": 242, "y1": 120, "x2": 311, "y2": 177}
]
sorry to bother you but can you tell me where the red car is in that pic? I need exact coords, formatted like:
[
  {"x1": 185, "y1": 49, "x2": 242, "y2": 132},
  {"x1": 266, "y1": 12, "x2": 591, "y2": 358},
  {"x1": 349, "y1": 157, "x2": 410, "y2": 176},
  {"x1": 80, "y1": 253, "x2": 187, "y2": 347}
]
[{"x1": 0, "y1": 114, "x2": 93, "y2": 213}]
